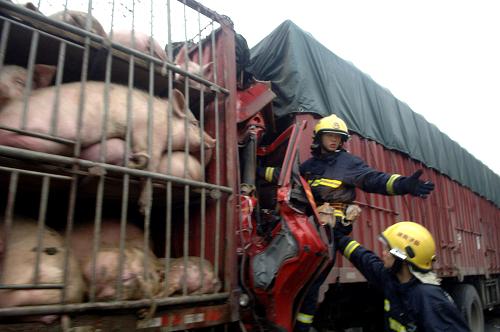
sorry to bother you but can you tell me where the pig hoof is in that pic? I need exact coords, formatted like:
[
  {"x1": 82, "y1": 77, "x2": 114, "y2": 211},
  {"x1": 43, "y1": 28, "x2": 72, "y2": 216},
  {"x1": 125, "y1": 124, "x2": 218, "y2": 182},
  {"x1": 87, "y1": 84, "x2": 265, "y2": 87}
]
[
  {"x1": 39, "y1": 315, "x2": 59, "y2": 325},
  {"x1": 137, "y1": 308, "x2": 148, "y2": 319},
  {"x1": 129, "y1": 152, "x2": 150, "y2": 169},
  {"x1": 137, "y1": 301, "x2": 157, "y2": 320},
  {"x1": 138, "y1": 185, "x2": 152, "y2": 215}
]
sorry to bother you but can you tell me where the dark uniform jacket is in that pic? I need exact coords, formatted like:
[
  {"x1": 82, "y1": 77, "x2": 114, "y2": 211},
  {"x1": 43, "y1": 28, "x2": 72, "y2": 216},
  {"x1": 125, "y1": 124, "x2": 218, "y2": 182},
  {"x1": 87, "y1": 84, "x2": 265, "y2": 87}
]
[
  {"x1": 336, "y1": 235, "x2": 470, "y2": 332},
  {"x1": 299, "y1": 149, "x2": 401, "y2": 204}
]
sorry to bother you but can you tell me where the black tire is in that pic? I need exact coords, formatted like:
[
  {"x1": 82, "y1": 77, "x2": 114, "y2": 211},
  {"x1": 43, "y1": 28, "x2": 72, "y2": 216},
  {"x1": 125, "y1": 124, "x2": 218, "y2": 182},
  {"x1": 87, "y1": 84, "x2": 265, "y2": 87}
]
[{"x1": 450, "y1": 284, "x2": 484, "y2": 332}]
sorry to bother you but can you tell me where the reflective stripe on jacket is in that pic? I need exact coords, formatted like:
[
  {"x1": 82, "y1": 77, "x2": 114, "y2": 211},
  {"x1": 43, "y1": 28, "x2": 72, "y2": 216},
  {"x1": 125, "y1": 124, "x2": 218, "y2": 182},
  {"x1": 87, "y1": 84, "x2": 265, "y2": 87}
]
[{"x1": 299, "y1": 150, "x2": 400, "y2": 204}]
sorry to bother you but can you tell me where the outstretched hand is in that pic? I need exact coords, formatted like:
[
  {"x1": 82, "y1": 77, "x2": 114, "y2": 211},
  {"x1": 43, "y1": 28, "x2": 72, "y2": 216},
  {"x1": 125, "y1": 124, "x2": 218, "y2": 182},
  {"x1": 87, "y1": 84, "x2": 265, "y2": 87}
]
[{"x1": 398, "y1": 169, "x2": 435, "y2": 198}]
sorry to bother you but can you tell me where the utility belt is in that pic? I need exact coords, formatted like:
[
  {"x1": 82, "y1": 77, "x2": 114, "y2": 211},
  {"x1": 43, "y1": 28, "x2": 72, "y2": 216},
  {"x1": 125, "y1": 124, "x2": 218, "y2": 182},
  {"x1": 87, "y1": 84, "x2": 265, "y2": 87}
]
[{"x1": 317, "y1": 202, "x2": 362, "y2": 227}]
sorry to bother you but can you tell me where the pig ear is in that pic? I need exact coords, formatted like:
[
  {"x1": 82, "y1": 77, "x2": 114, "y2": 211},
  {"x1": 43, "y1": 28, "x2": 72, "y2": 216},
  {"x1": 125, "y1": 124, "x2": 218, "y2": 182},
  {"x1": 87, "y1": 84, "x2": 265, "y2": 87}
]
[
  {"x1": 33, "y1": 64, "x2": 57, "y2": 88},
  {"x1": 171, "y1": 89, "x2": 187, "y2": 117},
  {"x1": 202, "y1": 62, "x2": 213, "y2": 78},
  {"x1": 147, "y1": 37, "x2": 167, "y2": 61},
  {"x1": 174, "y1": 44, "x2": 188, "y2": 65}
]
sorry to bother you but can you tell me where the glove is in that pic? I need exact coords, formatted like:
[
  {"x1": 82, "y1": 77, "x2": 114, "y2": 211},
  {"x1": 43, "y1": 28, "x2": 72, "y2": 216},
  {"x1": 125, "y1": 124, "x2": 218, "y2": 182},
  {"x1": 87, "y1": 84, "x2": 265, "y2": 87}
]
[
  {"x1": 345, "y1": 204, "x2": 362, "y2": 222},
  {"x1": 317, "y1": 202, "x2": 335, "y2": 226},
  {"x1": 332, "y1": 220, "x2": 353, "y2": 243},
  {"x1": 394, "y1": 169, "x2": 435, "y2": 198}
]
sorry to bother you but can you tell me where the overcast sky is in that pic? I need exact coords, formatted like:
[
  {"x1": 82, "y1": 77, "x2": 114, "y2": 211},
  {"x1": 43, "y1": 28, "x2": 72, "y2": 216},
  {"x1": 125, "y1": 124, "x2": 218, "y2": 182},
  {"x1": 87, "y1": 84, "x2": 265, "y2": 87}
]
[
  {"x1": 20, "y1": 0, "x2": 500, "y2": 175},
  {"x1": 198, "y1": 0, "x2": 500, "y2": 176}
]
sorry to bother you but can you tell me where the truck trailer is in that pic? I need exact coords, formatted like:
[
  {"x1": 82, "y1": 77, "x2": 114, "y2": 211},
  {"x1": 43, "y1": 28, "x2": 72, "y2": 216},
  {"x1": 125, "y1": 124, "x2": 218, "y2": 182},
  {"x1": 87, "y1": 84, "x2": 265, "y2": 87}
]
[{"x1": 0, "y1": 1, "x2": 498, "y2": 331}]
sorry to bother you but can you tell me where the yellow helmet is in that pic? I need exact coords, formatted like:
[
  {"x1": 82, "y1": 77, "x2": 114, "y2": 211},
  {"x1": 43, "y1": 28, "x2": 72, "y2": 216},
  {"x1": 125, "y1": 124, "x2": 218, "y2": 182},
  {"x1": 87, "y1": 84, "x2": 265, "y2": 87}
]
[
  {"x1": 380, "y1": 221, "x2": 436, "y2": 271},
  {"x1": 313, "y1": 114, "x2": 349, "y2": 141}
]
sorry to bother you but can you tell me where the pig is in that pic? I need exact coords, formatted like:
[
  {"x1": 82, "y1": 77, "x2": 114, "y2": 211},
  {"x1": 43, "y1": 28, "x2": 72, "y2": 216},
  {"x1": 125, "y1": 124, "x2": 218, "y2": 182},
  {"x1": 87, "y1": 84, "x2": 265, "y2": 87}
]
[
  {"x1": 71, "y1": 220, "x2": 162, "y2": 301},
  {"x1": 49, "y1": 10, "x2": 107, "y2": 38},
  {"x1": 79, "y1": 138, "x2": 212, "y2": 181},
  {"x1": 0, "y1": 218, "x2": 85, "y2": 323},
  {"x1": 159, "y1": 256, "x2": 221, "y2": 297},
  {"x1": 0, "y1": 74, "x2": 213, "y2": 170},
  {"x1": 0, "y1": 64, "x2": 56, "y2": 107},
  {"x1": 158, "y1": 151, "x2": 205, "y2": 181},
  {"x1": 0, "y1": 67, "x2": 215, "y2": 211},
  {"x1": 174, "y1": 45, "x2": 212, "y2": 90},
  {"x1": 112, "y1": 30, "x2": 167, "y2": 61},
  {"x1": 78, "y1": 138, "x2": 128, "y2": 166},
  {"x1": 70, "y1": 219, "x2": 146, "y2": 261},
  {"x1": 80, "y1": 246, "x2": 161, "y2": 301}
]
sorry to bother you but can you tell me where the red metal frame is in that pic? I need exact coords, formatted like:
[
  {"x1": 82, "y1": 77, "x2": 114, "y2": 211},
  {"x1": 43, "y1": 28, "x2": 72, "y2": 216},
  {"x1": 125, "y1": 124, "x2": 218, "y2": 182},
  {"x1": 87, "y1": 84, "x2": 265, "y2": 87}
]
[
  {"x1": 242, "y1": 122, "x2": 330, "y2": 331},
  {"x1": 236, "y1": 81, "x2": 276, "y2": 124}
]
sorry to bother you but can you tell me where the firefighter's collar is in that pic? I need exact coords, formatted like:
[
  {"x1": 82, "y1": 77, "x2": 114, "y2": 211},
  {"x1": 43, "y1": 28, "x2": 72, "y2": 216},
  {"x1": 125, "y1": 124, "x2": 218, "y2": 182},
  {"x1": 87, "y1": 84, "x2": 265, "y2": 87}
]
[
  {"x1": 317, "y1": 149, "x2": 344, "y2": 160},
  {"x1": 409, "y1": 266, "x2": 441, "y2": 285}
]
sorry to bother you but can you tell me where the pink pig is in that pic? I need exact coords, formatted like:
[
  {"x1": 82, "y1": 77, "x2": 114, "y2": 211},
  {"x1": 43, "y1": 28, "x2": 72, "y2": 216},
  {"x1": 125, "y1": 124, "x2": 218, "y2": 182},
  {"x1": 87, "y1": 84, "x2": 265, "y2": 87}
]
[
  {"x1": 0, "y1": 65, "x2": 215, "y2": 211},
  {"x1": 159, "y1": 256, "x2": 221, "y2": 297},
  {"x1": 80, "y1": 138, "x2": 212, "y2": 182},
  {"x1": 49, "y1": 10, "x2": 107, "y2": 38},
  {"x1": 0, "y1": 218, "x2": 85, "y2": 323},
  {"x1": 71, "y1": 220, "x2": 162, "y2": 301},
  {"x1": 174, "y1": 45, "x2": 212, "y2": 90},
  {"x1": 112, "y1": 30, "x2": 167, "y2": 61},
  {"x1": 0, "y1": 64, "x2": 56, "y2": 108}
]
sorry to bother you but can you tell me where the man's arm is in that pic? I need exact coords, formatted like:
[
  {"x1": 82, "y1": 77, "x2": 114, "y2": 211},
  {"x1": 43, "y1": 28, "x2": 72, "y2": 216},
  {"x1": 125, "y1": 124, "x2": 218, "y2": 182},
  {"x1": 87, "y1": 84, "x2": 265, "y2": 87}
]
[
  {"x1": 346, "y1": 155, "x2": 434, "y2": 198},
  {"x1": 334, "y1": 223, "x2": 392, "y2": 291}
]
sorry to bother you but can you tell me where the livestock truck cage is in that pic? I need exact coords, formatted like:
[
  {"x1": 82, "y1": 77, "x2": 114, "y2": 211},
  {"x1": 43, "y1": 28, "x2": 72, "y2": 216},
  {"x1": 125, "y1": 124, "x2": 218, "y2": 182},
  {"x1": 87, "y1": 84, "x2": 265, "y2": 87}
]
[{"x1": 0, "y1": 0, "x2": 242, "y2": 330}]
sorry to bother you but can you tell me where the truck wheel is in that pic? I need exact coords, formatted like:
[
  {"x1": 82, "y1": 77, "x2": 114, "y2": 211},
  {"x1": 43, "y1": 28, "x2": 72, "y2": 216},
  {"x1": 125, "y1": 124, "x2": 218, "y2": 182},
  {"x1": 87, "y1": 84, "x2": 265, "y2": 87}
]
[{"x1": 450, "y1": 284, "x2": 484, "y2": 332}]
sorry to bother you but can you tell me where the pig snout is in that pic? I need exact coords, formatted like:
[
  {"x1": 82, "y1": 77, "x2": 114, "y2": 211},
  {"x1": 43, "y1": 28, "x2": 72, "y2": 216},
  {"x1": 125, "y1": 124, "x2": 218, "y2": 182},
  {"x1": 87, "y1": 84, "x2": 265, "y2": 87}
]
[
  {"x1": 0, "y1": 218, "x2": 85, "y2": 310},
  {"x1": 112, "y1": 30, "x2": 167, "y2": 61},
  {"x1": 185, "y1": 125, "x2": 216, "y2": 160}
]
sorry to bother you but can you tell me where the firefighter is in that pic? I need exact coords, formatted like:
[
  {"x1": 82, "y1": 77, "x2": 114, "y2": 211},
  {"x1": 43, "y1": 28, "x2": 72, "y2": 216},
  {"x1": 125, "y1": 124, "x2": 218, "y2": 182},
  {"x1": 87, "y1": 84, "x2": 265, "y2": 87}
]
[
  {"x1": 300, "y1": 114, "x2": 435, "y2": 207},
  {"x1": 333, "y1": 220, "x2": 470, "y2": 331},
  {"x1": 258, "y1": 114, "x2": 435, "y2": 331}
]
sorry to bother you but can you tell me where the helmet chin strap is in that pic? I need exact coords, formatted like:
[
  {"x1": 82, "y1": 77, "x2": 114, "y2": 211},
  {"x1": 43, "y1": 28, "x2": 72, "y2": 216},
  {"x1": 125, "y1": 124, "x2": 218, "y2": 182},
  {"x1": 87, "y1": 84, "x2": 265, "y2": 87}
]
[{"x1": 388, "y1": 258, "x2": 404, "y2": 275}]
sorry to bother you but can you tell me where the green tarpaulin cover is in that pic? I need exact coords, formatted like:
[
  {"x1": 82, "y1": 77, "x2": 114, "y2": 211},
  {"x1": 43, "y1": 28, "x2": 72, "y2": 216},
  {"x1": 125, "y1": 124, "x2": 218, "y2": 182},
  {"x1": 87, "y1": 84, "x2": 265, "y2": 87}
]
[{"x1": 248, "y1": 20, "x2": 500, "y2": 208}]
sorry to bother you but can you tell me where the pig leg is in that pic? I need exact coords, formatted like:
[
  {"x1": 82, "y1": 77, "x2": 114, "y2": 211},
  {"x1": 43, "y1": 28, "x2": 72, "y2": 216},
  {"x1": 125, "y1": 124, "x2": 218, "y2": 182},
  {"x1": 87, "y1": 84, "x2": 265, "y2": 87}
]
[
  {"x1": 127, "y1": 141, "x2": 150, "y2": 170},
  {"x1": 136, "y1": 276, "x2": 158, "y2": 319},
  {"x1": 135, "y1": 109, "x2": 169, "y2": 214},
  {"x1": 128, "y1": 104, "x2": 167, "y2": 171}
]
